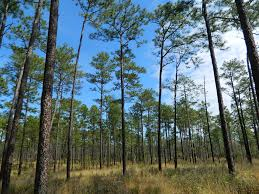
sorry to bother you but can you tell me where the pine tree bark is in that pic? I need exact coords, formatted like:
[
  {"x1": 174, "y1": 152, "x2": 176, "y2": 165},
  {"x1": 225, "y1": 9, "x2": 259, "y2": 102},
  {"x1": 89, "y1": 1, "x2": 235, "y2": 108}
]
[
  {"x1": 235, "y1": 0, "x2": 259, "y2": 105},
  {"x1": 202, "y1": 0, "x2": 235, "y2": 174},
  {"x1": 34, "y1": 0, "x2": 59, "y2": 193},
  {"x1": 1, "y1": 1, "x2": 44, "y2": 192},
  {"x1": 67, "y1": 15, "x2": 87, "y2": 180}
]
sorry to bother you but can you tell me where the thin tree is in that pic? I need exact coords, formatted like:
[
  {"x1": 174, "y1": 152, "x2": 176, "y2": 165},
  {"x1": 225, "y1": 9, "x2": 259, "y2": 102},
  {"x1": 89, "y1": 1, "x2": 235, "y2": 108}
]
[
  {"x1": 203, "y1": 77, "x2": 215, "y2": 162},
  {"x1": 202, "y1": 0, "x2": 235, "y2": 174},
  {"x1": 34, "y1": 0, "x2": 59, "y2": 193}
]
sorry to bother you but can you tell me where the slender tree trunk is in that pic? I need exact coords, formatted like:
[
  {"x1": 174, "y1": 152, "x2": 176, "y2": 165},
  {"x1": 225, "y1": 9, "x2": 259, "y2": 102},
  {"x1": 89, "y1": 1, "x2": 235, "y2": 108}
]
[
  {"x1": 173, "y1": 65, "x2": 178, "y2": 168},
  {"x1": 235, "y1": 0, "x2": 259, "y2": 106},
  {"x1": 17, "y1": 95, "x2": 29, "y2": 176},
  {"x1": 238, "y1": 89, "x2": 252, "y2": 164},
  {"x1": 184, "y1": 86, "x2": 195, "y2": 164},
  {"x1": 113, "y1": 126, "x2": 116, "y2": 165},
  {"x1": 0, "y1": 0, "x2": 9, "y2": 48},
  {"x1": 119, "y1": 37, "x2": 126, "y2": 175},
  {"x1": 230, "y1": 74, "x2": 252, "y2": 163},
  {"x1": 67, "y1": 15, "x2": 87, "y2": 180},
  {"x1": 140, "y1": 110, "x2": 144, "y2": 162},
  {"x1": 1, "y1": 1, "x2": 44, "y2": 193},
  {"x1": 53, "y1": 92, "x2": 62, "y2": 172},
  {"x1": 203, "y1": 77, "x2": 215, "y2": 162},
  {"x1": 34, "y1": 0, "x2": 58, "y2": 193},
  {"x1": 99, "y1": 86, "x2": 103, "y2": 169},
  {"x1": 202, "y1": 0, "x2": 235, "y2": 174},
  {"x1": 249, "y1": 87, "x2": 259, "y2": 150},
  {"x1": 0, "y1": 64, "x2": 24, "y2": 180},
  {"x1": 157, "y1": 42, "x2": 164, "y2": 171}
]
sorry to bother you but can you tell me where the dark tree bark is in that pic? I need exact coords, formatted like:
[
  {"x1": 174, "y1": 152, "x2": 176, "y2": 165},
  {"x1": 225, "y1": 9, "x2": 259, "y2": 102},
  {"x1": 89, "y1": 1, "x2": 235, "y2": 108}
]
[
  {"x1": 18, "y1": 92, "x2": 29, "y2": 176},
  {"x1": 203, "y1": 77, "x2": 215, "y2": 162},
  {"x1": 238, "y1": 89, "x2": 252, "y2": 164},
  {"x1": 157, "y1": 40, "x2": 164, "y2": 171},
  {"x1": 230, "y1": 74, "x2": 252, "y2": 164},
  {"x1": 235, "y1": 0, "x2": 259, "y2": 106},
  {"x1": 119, "y1": 36, "x2": 126, "y2": 175},
  {"x1": 34, "y1": 0, "x2": 59, "y2": 193},
  {"x1": 247, "y1": 56, "x2": 259, "y2": 123},
  {"x1": 202, "y1": 0, "x2": 235, "y2": 174},
  {"x1": 99, "y1": 85, "x2": 104, "y2": 169},
  {"x1": 67, "y1": 15, "x2": 87, "y2": 180},
  {"x1": 1, "y1": 1, "x2": 44, "y2": 192},
  {"x1": 173, "y1": 64, "x2": 178, "y2": 169}
]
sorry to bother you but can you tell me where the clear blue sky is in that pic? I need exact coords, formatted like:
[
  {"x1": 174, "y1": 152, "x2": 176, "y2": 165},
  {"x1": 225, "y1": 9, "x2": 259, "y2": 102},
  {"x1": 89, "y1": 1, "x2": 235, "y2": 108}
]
[{"x1": 57, "y1": 0, "x2": 169, "y2": 107}]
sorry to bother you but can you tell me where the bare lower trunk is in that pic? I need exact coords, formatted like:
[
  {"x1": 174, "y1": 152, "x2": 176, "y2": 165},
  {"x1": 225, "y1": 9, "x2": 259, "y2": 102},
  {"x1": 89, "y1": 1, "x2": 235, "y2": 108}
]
[
  {"x1": 18, "y1": 92, "x2": 30, "y2": 176},
  {"x1": 202, "y1": 0, "x2": 235, "y2": 174},
  {"x1": 204, "y1": 77, "x2": 214, "y2": 162},
  {"x1": 34, "y1": 0, "x2": 58, "y2": 193},
  {"x1": 67, "y1": 15, "x2": 87, "y2": 180}
]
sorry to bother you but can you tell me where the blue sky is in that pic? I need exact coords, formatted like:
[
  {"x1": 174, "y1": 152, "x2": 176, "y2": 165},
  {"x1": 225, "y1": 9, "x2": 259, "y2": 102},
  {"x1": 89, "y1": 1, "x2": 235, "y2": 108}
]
[
  {"x1": 1, "y1": 0, "x2": 258, "y2": 115},
  {"x1": 57, "y1": 0, "x2": 166, "y2": 108}
]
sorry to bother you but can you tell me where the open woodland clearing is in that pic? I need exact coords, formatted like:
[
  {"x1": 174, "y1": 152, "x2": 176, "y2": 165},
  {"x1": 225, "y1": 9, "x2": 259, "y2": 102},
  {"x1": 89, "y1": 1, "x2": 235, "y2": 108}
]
[{"x1": 0, "y1": 0, "x2": 259, "y2": 193}]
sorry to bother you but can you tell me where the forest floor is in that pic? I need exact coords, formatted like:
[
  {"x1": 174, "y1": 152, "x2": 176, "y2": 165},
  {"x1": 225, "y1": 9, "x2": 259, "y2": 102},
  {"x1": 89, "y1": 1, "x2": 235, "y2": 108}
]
[{"x1": 5, "y1": 159, "x2": 259, "y2": 194}]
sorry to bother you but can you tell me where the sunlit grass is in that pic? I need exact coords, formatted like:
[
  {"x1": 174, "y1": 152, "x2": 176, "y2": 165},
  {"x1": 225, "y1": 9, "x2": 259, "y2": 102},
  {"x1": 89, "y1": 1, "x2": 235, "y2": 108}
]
[{"x1": 4, "y1": 159, "x2": 259, "y2": 193}]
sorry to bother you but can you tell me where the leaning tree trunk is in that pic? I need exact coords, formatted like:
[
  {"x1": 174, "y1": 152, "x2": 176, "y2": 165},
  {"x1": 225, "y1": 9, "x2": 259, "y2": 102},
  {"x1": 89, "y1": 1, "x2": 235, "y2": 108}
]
[
  {"x1": 0, "y1": 64, "x2": 24, "y2": 180},
  {"x1": 34, "y1": 0, "x2": 59, "y2": 193},
  {"x1": 1, "y1": 1, "x2": 44, "y2": 193},
  {"x1": 67, "y1": 15, "x2": 87, "y2": 180},
  {"x1": 203, "y1": 77, "x2": 215, "y2": 162},
  {"x1": 235, "y1": 0, "x2": 259, "y2": 105},
  {"x1": 238, "y1": 89, "x2": 252, "y2": 164},
  {"x1": 202, "y1": 0, "x2": 235, "y2": 174}
]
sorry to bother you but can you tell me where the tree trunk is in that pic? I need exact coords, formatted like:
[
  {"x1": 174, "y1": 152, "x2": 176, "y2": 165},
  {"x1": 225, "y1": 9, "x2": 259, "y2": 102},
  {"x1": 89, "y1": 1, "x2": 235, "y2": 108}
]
[
  {"x1": 173, "y1": 65, "x2": 178, "y2": 169},
  {"x1": 34, "y1": 0, "x2": 58, "y2": 193},
  {"x1": 67, "y1": 15, "x2": 87, "y2": 180},
  {"x1": 17, "y1": 91, "x2": 30, "y2": 176},
  {"x1": 120, "y1": 36, "x2": 126, "y2": 175},
  {"x1": 235, "y1": 0, "x2": 259, "y2": 106},
  {"x1": 203, "y1": 77, "x2": 215, "y2": 162},
  {"x1": 157, "y1": 42, "x2": 164, "y2": 171},
  {"x1": 99, "y1": 86, "x2": 103, "y2": 169},
  {"x1": 238, "y1": 89, "x2": 252, "y2": 164},
  {"x1": 247, "y1": 55, "x2": 259, "y2": 123},
  {"x1": 1, "y1": 1, "x2": 44, "y2": 192},
  {"x1": 202, "y1": 0, "x2": 235, "y2": 174},
  {"x1": 0, "y1": 64, "x2": 24, "y2": 180}
]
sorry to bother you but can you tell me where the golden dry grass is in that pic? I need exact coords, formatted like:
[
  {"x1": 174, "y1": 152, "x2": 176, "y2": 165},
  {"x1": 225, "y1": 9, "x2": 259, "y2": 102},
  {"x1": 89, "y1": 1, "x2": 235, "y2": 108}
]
[{"x1": 5, "y1": 160, "x2": 259, "y2": 194}]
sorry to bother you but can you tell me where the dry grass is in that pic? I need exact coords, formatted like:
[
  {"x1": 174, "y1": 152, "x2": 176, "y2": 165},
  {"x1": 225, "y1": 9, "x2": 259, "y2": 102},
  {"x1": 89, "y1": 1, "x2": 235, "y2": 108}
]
[{"x1": 4, "y1": 160, "x2": 259, "y2": 194}]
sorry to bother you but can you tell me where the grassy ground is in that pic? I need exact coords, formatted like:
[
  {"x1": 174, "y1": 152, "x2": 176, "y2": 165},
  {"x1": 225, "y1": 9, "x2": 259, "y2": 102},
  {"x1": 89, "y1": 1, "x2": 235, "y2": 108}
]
[{"x1": 4, "y1": 160, "x2": 259, "y2": 194}]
